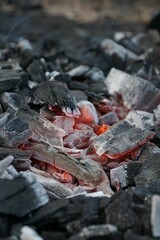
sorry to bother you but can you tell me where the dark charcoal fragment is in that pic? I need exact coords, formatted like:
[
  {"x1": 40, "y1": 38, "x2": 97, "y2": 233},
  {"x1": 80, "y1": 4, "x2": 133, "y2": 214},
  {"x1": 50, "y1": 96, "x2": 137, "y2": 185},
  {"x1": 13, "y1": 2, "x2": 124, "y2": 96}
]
[
  {"x1": 68, "y1": 224, "x2": 120, "y2": 240},
  {"x1": 104, "y1": 192, "x2": 141, "y2": 232},
  {"x1": 27, "y1": 59, "x2": 46, "y2": 83},
  {"x1": 0, "y1": 70, "x2": 26, "y2": 93},
  {"x1": 135, "y1": 153, "x2": 160, "y2": 188},
  {"x1": 147, "y1": 12, "x2": 160, "y2": 31},
  {"x1": 93, "y1": 121, "x2": 154, "y2": 158},
  {"x1": 35, "y1": 79, "x2": 77, "y2": 110},
  {"x1": 0, "y1": 215, "x2": 11, "y2": 238},
  {"x1": 0, "y1": 112, "x2": 32, "y2": 147},
  {"x1": 41, "y1": 231, "x2": 65, "y2": 240},
  {"x1": 124, "y1": 232, "x2": 160, "y2": 240},
  {"x1": 0, "y1": 176, "x2": 49, "y2": 217},
  {"x1": 0, "y1": 113, "x2": 31, "y2": 145}
]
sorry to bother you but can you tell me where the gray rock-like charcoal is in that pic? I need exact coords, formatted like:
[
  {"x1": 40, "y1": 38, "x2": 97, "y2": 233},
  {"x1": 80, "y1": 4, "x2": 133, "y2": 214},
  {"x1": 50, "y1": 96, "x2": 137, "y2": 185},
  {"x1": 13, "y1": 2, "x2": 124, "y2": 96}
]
[
  {"x1": 0, "y1": 70, "x2": 26, "y2": 93},
  {"x1": 0, "y1": 176, "x2": 49, "y2": 217},
  {"x1": 35, "y1": 78, "x2": 77, "y2": 110},
  {"x1": 126, "y1": 110, "x2": 154, "y2": 130},
  {"x1": 0, "y1": 155, "x2": 14, "y2": 177},
  {"x1": 135, "y1": 153, "x2": 160, "y2": 188},
  {"x1": 17, "y1": 107, "x2": 65, "y2": 147},
  {"x1": 151, "y1": 195, "x2": 160, "y2": 237},
  {"x1": 0, "y1": 147, "x2": 32, "y2": 161},
  {"x1": 101, "y1": 38, "x2": 138, "y2": 67},
  {"x1": 99, "y1": 112, "x2": 119, "y2": 126},
  {"x1": 93, "y1": 121, "x2": 154, "y2": 158},
  {"x1": 0, "y1": 112, "x2": 32, "y2": 147},
  {"x1": 105, "y1": 68, "x2": 160, "y2": 111}
]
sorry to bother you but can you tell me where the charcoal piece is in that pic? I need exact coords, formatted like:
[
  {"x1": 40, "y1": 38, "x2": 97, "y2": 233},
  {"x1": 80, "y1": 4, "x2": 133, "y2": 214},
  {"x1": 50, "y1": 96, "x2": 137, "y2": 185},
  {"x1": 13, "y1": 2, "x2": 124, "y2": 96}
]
[
  {"x1": 154, "y1": 104, "x2": 160, "y2": 121},
  {"x1": 0, "y1": 112, "x2": 32, "y2": 147},
  {"x1": 93, "y1": 121, "x2": 154, "y2": 158},
  {"x1": 35, "y1": 78, "x2": 77, "y2": 110},
  {"x1": 22, "y1": 169, "x2": 73, "y2": 199},
  {"x1": 71, "y1": 90, "x2": 88, "y2": 102},
  {"x1": 104, "y1": 192, "x2": 141, "y2": 231},
  {"x1": 105, "y1": 68, "x2": 160, "y2": 111},
  {"x1": 0, "y1": 147, "x2": 32, "y2": 161},
  {"x1": 0, "y1": 155, "x2": 14, "y2": 177},
  {"x1": 86, "y1": 67, "x2": 105, "y2": 82},
  {"x1": 126, "y1": 111, "x2": 154, "y2": 130},
  {"x1": 124, "y1": 232, "x2": 159, "y2": 240},
  {"x1": 67, "y1": 65, "x2": 90, "y2": 78},
  {"x1": 41, "y1": 231, "x2": 65, "y2": 240},
  {"x1": 20, "y1": 226, "x2": 43, "y2": 240},
  {"x1": 110, "y1": 161, "x2": 142, "y2": 189},
  {"x1": 99, "y1": 112, "x2": 119, "y2": 126},
  {"x1": 1, "y1": 165, "x2": 19, "y2": 180},
  {"x1": 54, "y1": 73, "x2": 71, "y2": 83},
  {"x1": 0, "y1": 215, "x2": 10, "y2": 238},
  {"x1": 17, "y1": 107, "x2": 65, "y2": 147},
  {"x1": 151, "y1": 195, "x2": 160, "y2": 237},
  {"x1": 138, "y1": 142, "x2": 160, "y2": 162},
  {"x1": 27, "y1": 59, "x2": 46, "y2": 83},
  {"x1": 101, "y1": 38, "x2": 138, "y2": 69},
  {"x1": 135, "y1": 153, "x2": 160, "y2": 188},
  {"x1": 0, "y1": 176, "x2": 49, "y2": 217},
  {"x1": 30, "y1": 143, "x2": 112, "y2": 194},
  {"x1": 147, "y1": 12, "x2": 160, "y2": 31},
  {"x1": 68, "y1": 224, "x2": 120, "y2": 240},
  {"x1": 0, "y1": 92, "x2": 29, "y2": 111},
  {"x1": 25, "y1": 200, "x2": 82, "y2": 231},
  {"x1": 0, "y1": 70, "x2": 26, "y2": 93}
]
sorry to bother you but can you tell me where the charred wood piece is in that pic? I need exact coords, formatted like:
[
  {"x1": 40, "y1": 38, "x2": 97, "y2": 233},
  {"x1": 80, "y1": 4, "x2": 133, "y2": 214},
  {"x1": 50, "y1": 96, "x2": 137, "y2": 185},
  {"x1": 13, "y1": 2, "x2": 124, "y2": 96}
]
[{"x1": 93, "y1": 121, "x2": 154, "y2": 158}]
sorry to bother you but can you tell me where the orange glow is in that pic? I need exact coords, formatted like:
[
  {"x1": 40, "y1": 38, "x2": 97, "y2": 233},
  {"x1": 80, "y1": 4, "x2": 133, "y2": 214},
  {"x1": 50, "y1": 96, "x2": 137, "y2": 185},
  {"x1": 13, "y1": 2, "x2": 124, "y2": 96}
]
[
  {"x1": 95, "y1": 124, "x2": 110, "y2": 135},
  {"x1": 60, "y1": 172, "x2": 73, "y2": 183}
]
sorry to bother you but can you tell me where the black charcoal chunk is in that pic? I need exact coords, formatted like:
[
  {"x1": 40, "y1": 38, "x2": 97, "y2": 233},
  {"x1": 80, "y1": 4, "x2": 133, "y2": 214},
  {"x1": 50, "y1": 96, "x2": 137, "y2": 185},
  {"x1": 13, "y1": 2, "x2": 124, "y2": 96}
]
[
  {"x1": 93, "y1": 121, "x2": 154, "y2": 157},
  {"x1": 135, "y1": 153, "x2": 160, "y2": 188},
  {"x1": 105, "y1": 68, "x2": 160, "y2": 112},
  {"x1": 147, "y1": 12, "x2": 160, "y2": 31},
  {"x1": 0, "y1": 70, "x2": 26, "y2": 93},
  {"x1": 35, "y1": 79, "x2": 77, "y2": 110},
  {"x1": 0, "y1": 176, "x2": 49, "y2": 217},
  {"x1": 0, "y1": 147, "x2": 32, "y2": 161},
  {"x1": 68, "y1": 224, "x2": 120, "y2": 240},
  {"x1": 104, "y1": 192, "x2": 141, "y2": 231},
  {"x1": 0, "y1": 215, "x2": 10, "y2": 238},
  {"x1": 124, "y1": 232, "x2": 160, "y2": 240},
  {"x1": 151, "y1": 195, "x2": 160, "y2": 237},
  {"x1": 27, "y1": 59, "x2": 46, "y2": 83},
  {"x1": 41, "y1": 231, "x2": 65, "y2": 240},
  {"x1": 138, "y1": 142, "x2": 160, "y2": 162},
  {"x1": 0, "y1": 112, "x2": 32, "y2": 147}
]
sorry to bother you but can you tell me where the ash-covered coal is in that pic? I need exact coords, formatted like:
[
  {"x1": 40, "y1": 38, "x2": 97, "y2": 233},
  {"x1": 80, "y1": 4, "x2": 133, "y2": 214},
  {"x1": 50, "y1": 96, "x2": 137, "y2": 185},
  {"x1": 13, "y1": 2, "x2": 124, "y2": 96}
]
[{"x1": 0, "y1": 1, "x2": 160, "y2": 239}]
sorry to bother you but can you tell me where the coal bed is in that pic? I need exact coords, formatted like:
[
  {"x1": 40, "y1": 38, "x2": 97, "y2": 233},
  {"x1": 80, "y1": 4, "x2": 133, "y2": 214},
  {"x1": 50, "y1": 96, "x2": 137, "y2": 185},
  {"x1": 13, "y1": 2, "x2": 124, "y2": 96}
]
[{"x1": 0, "y1": 1, "x2": 160, "y2": 239}]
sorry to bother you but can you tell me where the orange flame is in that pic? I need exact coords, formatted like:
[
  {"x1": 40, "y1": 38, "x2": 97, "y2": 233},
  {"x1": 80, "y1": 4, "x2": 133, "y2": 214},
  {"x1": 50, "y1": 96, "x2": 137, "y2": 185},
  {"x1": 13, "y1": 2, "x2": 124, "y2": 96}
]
[{"x1": 95, "y1": 124, "x2": 110, "y2": 135}]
